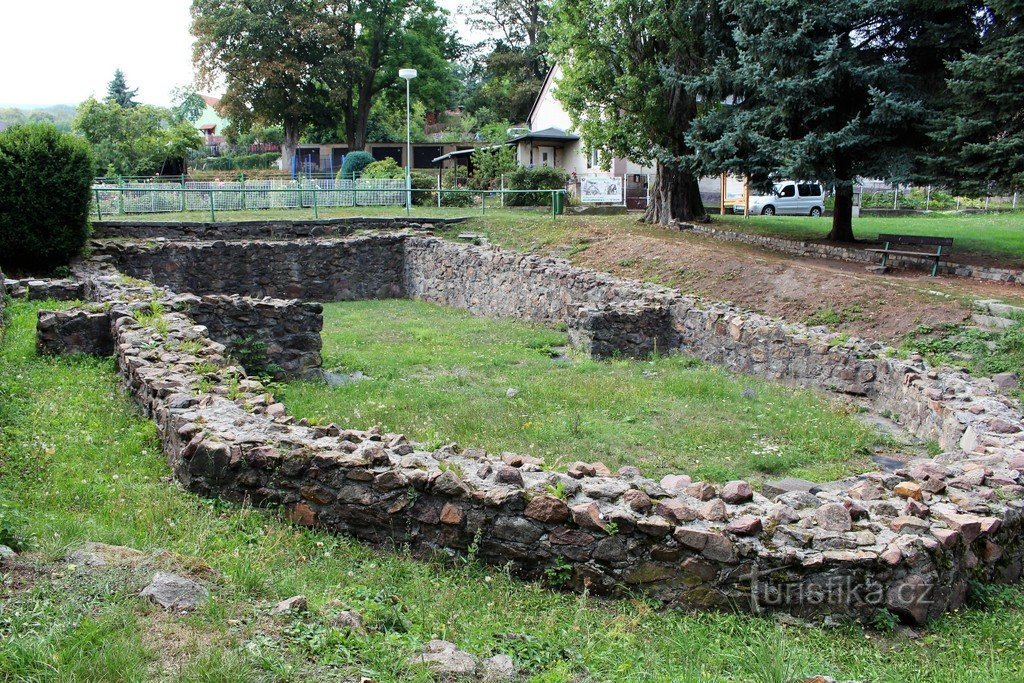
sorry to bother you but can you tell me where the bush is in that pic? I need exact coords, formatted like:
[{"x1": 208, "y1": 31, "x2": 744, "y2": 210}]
[
  {"x1": 505, "y1": 166, "x2": 568, "y2": 206},
  {"x1": 361, "y1": 158, "x2": 404, "y2": 179},
  {"x1": 0, "y1": 123, "x2": 94, "y2": 272},
  {"x1": 339, "y1": 150, "x2": 374, "y2": 179},
  {"x1": 411, "y1": 171, "x2": 436, "y2": 206},
  {"x1": 195, "y1": 152, "x2": 280, "y2": 171}
]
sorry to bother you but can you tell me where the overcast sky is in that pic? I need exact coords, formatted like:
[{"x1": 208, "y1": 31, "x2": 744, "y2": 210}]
[{"x1": 1, "y1": 0, "x2": 476, "y2": 108}]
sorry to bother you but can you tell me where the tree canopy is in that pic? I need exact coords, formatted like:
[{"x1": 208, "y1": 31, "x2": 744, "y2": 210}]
[
  {"x1": 73, "y1": 99, "x2": 204, "y2": 176},
  {"x1": 191, "y1": 0, "x2": 458, "y2": 163},
  {"x1": 689, "y1": 0, "x2": 980, "y2": 240},
  {"x1": 550, "y1": 0, "x2": 730, "y2": 223},
  {"x1": 926, "y1": 0, "x2": 1024, "y2": 196}
]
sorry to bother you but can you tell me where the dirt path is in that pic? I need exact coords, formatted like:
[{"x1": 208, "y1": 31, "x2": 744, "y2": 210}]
[{"x1": 558, "y1": 224, "x2": 1024, "y2": 343}]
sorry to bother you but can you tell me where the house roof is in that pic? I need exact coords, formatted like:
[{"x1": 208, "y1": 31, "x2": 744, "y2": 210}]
[
  {"x1": 200, "y1": 94, "x2": 221, "y2": 108},
  {"x1": 526, "y1": 65, "x2": 558, "y2": 129},
  {"x1": 507, "y1": 127, "x2": 580, "y2": 144},
  {"x1": 431, "y1": 145, "x2": 494, "y2": 163}
]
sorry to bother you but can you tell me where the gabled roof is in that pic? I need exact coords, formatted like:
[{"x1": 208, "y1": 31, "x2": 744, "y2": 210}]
[
  {"x1": 526, "y1": 65, "x2": 558, "y2": 130},
  {"x1": 200, "y1": 94, "x2": 221, "y2": 108},
  {"x1": 507, "y1": 127, "x2": 580, "y2": 143}
]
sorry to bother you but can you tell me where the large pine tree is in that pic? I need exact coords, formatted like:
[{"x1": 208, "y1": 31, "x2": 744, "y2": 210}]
[
  {"x1": 928, "y1": 0, "x2": 1024, "y2": 194},
  {"x1": 106, "y1": 69, "x2": 139, "y2": 108},
  {"x1": 692, "y1": 0, "x2": 979, "y2": 241}
]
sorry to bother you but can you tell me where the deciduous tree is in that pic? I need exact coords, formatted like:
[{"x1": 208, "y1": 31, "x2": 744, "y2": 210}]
[
  {"x1": 191, "y1": 0, "x2": 458, "y2": 163},
  {"x1": 550, "y1": 0, "x2": 730, "y2": 224}
]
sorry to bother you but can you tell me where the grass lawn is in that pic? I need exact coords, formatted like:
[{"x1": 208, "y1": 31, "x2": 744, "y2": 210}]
[
  {"x1": 3, "y1": 301, "x2": 1024, "y2": 682},
  {"x1": 281, "y1": 300, "x2": 889, "y2": 485},
  {"x1": 713, "y1": 212, "x2": 1024, "y2": 265}
]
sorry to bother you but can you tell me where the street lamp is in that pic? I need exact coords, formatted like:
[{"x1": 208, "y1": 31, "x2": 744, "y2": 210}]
[{"x1": 399, "y1": 68, "x2": 418, "y2": 211}]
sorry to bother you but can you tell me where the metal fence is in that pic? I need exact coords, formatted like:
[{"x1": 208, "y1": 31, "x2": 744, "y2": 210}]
[
  {"x1": 91, "y1": 183, "x2": 568, "y2": 221},
  {"x1": 92, "y1": 178, "x2": 407, "y2": 216}
]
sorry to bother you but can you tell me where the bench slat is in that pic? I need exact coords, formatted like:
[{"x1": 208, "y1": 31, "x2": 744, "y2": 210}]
[{"x1": 865, "y1": 248, "x2": 944, "y2": 258}]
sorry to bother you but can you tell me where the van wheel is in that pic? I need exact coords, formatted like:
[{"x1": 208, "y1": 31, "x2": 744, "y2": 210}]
[
  {"x1": 761, "y1": 205, "x2": 775, "y2": 216},
  {"x1": 809, "y1": 206, "x2": 822, "y2": 217}
]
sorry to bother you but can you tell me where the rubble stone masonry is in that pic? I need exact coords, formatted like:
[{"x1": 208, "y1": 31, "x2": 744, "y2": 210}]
[{"x1": 23, "y1": 229, "x2": 1023, "y2": 624}]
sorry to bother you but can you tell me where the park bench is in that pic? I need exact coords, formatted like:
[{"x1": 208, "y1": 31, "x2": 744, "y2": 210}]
[{"x1": 865, "y1": 233, "x2": 953, "y2": 276}]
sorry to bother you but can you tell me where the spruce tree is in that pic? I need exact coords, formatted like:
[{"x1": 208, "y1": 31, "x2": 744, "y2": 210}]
[
  {"x1": 928, "y1": 0, "x2": 1024, "y2": 194},
  {"x1": 106, "y1": 69, "x2": 139, "y2": 108},
  {"x1": 692, "y1": 0, "x2": 977, "y2": 241}
]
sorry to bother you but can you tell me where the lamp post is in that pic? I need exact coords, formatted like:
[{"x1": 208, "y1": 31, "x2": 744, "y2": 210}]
[{"x1": 399, "y1": 68, "x2": 418, "y2": 211}]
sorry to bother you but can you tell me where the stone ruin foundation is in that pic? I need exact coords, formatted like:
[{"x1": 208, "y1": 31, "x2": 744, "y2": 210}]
[{"x1": 5, "y1": 220, "x2": 1023, "y2": 626}]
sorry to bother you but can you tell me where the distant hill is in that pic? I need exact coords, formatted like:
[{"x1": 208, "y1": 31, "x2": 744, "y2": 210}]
[{"x1": 0, "y1": 104, "x2": 78, "y2": 131}]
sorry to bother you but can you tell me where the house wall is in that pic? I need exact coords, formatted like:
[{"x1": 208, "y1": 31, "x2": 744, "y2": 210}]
[{"x1": 526, "y1": 64, "x2": 654, "y2": 178}]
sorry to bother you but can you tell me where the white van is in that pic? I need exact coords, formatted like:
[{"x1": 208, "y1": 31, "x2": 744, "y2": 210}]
[{"x1": 734, "y1": 181, "x2": 826, "y2": 216}]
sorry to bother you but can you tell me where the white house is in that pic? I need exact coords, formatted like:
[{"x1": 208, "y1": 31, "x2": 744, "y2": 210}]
[
  {"x1": 511, "y1": 64, "x2": 655, "y2": 205},
  {"x1": 514, "y1": 65, "x2": 654, "y2": 177}
]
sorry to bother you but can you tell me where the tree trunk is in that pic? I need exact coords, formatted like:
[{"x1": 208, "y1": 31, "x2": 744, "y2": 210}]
[
  {"x1": 828, "y1": 181, "x2": 855, "y2": 242},
  {"x1": 282, "y1": 121, "x2": 300, "y2": 174},
  {"x1": 643, "y1": 161, "x2": 706, "y2": 225}
]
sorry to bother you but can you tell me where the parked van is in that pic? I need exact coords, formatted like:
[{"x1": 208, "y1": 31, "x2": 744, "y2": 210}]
[{"x1": 734, "y1": 181, "x2": 825, "y2": 216}]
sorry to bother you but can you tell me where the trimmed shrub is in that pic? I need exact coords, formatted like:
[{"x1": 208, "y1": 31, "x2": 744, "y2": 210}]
[
  {"x1": 339, "y1": 150, "x2": 374, "y2": 179},
  {"x1": 0, "y1": 123, "x2": 94, "y2": 272},
  {"x1": 505, "y1": 166, "x2": 568, "y2": 206}
]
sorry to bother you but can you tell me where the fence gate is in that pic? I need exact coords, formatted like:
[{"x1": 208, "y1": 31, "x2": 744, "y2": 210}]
[{"x1": 625, "y1": 174, "x2": 650, "y2": 210}]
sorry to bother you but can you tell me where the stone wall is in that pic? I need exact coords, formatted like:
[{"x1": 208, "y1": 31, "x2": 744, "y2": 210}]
[
  {"x1": 46, "y1": 261, "x2": 1022, "y2": 626},
  {"x1": 3, "y1": 277, "x2": 85, "y2": 301},
  {"x1": 679, "y1": 223, "x2": 1024, "y2": 285},
  {"x1": 173, "y1": 293, "x2": 323, "y2": 379},
  {"x1": 95, "y1": 235, "x2": 406, "y2": 301},
  {"x1": 57, "y1": 234, "x2": 1024, "y2": 625},
  {"x1": 90, "y1": 234, "x2": 992, "y2": 446},
  {"x1": 91, "y1": 217, "x2": 465, "y2": 241}
]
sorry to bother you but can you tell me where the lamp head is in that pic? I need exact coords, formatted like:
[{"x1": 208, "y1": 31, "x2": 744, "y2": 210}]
[{"x1": 398, "y1": 68, "x2": 418, "y2": 80}]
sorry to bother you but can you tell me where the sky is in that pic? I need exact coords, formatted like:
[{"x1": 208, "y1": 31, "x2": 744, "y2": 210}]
[{"x1": 1, "y1": 0, "x2": 476, "y2": 109}]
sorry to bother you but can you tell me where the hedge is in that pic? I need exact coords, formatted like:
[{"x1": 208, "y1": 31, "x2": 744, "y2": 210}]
[
  {"x1": 505, "y1": 166, "x2": 568, "y2": 206},
  {"x1": 0, "y1": 123, "x2": 94, "y2": 272}
]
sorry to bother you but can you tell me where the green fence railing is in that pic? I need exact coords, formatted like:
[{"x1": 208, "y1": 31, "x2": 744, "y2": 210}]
[{"x1": 91, "y1": 186, "x2": 568, "y2": 222}]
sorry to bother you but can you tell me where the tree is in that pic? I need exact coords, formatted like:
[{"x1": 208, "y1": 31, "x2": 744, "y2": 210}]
[
  {"x1": 107, "y1": 69, "x2": 139, "y2": 108},
  {"x1": 691, "y1": 0, "x2": 979, "y2": 241},
  {"x1": 322, "y1": 0, "x2": 460, "y2": 150},
  {"x1": 462, "y1": 0, "x2": 551, "y2": 125},
  {"x1": 191, "y1": 0, "x2": 458, "y2": 163},
  {"x1": 550, "y1": 0, "x2": 731, "y2": 223},
  {"x1": 170, "y1": 86, "x2": 207, "y2": 124},
  {"x1": 927, "y1": 0, "x2": 1024, "y2": 194},
  {"x1": 73, "y1": 99, "x2": 203, "y2": 176},
  {"x1": 470, "y1": 0, "x2": 550, "y2": 79},
  {"x1": 0, "y1": 124, "x2": 94, "y2": 272}
]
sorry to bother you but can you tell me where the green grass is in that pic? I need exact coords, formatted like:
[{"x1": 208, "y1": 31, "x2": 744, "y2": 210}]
[
  {"x1": 281, "y1": 300, "x2": 886, "y2": 485},
  {"x1": 714, "y1": 212, "x2": 1024, "y2": 264},
  {"x1": 2, "y1": 299, "x2": 1024, "y2": 681}
]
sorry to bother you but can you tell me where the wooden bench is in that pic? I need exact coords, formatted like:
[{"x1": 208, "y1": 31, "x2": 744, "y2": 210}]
[{"x1": 865, "y1": 234, "x2": 953, "y2": 276}]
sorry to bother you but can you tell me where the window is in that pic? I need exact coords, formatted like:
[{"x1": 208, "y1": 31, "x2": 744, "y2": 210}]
[
  {"x1": 798, "y1": 183, "x2": 822, "y2": 197},
  {"x1": 777, "y1": 184, "x2": 796, "y2": 198},
  {"x1": 587, "y1": 148, "x2": 599, "y2": 169}
]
